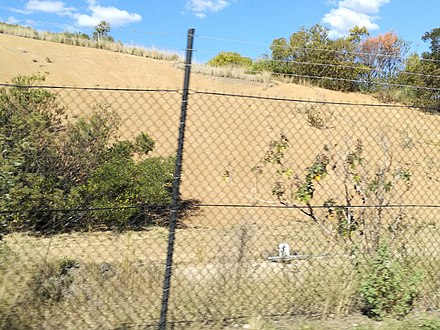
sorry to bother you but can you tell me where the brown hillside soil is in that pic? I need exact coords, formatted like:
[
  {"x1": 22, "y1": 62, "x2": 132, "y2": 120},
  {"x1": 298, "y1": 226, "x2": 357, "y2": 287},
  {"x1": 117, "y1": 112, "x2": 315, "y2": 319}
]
[
  {"x1": 1, "y1": 33, "x2": 377, "y2": 101},
  {"x1": 2, "y1": 34, "x2": 440, "y2": 329},
  {"x1": 1, "y1": 34, "x2": 439, "y2": 229}
]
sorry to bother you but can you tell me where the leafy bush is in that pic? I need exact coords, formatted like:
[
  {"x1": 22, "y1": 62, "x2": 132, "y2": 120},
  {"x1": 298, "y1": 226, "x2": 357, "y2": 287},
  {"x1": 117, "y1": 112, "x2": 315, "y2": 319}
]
[
  {"x1": 358, "y1": 243, "x2": 422, "y2": 320},
  {"x1": 208, "y1": 51, "x2": 253, "y2": 68},
  {"x1": 256, "y1": 135, "x2": 412, "y2": 249},
  {"x1": 57, "y1": 102, "x2": 120, "y2": 188},
  {"x1": 398, "y1": 54, "x2": 440, "y2": 111},
  {"x1": 72, "y1": 151, "x2": 174, "y2": 228},
  {"x1": 0, "y1": 74, "x2": 175, "y2": 233},
  {"x1": 0, "y1": 74, "x2": 66, "y2": 230}
]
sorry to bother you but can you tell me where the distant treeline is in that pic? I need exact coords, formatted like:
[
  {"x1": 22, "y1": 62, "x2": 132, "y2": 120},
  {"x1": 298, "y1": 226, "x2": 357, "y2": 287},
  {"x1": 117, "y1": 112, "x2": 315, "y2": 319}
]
[{"x1": 208, "y1": 25, "x2": 440, "y2": 110}]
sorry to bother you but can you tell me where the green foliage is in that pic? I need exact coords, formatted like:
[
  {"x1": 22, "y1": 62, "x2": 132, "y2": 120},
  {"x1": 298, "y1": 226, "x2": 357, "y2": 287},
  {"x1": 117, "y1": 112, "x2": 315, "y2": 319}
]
[
  {"x1": 0, "y1": 74, "x2": 66, "y2": 230},
  {"x1": 263, "y1": 134, "x2": 289, "y2": 165},
  {"x1": 0, "y1": 74, "x2": 174, "y2": 233},
  {"x1": 418, "y1": 317, "x2": 440, "y2": 330},
  {"x1": 61, "y1": 31, "x2": 90, "y2": 40},
  {"x1": 358, "y1": 243, "x2": 422, "y2": 320},
  {"x1": 267, "y1": 24, "x2": 367, "y2": 92},
  {"x1": 296, "y1": 152, "x2": 330, "y2": 203},
  {"x1": 208, "y1": 51, "x2": 253, "y2": 68},
  {"x1": 250, "y1": 56, "x2": 273, "y2": 73},
  {"x1": 258, "y1": 135, "x2": 332, "y2": 223},
  {"x1": 58, "y1": 103, "x2": 120, "y2": 187},
  {"x1": 396, "y1": 28, "x2": 439, "y2": 111},
  {"x1": 134, "y1": 132, "x2": 156, "y2": 154},
  {"x1": 256, "y1": 135, "x2": 412, "y2": 247},
  {"x1": 93, "y1": 21, "x2": 113, "y2": 42},
  {"x1": 262, "y1": 134, "x2": 330, "y2": 205},
  {"x1": 73, "y1": 152, "x2": 174, "y2": 228},
  {"x1": 422, "y1": 28, "x2": 440, "y2": 60}
]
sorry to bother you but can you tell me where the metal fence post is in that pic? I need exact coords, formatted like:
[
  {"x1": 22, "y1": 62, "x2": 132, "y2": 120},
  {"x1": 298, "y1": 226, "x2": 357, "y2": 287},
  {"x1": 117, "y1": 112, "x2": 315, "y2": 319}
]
[{"x1": 158, "y1": 28, "x2": 195, "y2": 330}]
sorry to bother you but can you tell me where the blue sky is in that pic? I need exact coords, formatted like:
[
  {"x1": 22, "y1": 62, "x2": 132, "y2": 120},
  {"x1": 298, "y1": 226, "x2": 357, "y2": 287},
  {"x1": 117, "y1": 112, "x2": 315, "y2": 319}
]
[{"x1": 0, "y1": 0, "x2": 438, "y2": 63}]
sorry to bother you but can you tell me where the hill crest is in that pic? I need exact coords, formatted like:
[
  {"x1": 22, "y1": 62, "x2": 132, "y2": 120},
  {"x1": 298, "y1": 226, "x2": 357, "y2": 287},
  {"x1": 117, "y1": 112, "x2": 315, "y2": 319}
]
[{"x1": 0, "y1": 33, "x2": 379, "y2": 103}]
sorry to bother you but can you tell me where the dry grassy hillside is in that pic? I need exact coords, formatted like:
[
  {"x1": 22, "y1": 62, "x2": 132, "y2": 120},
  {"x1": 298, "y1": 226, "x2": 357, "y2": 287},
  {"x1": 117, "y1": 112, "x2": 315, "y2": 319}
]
[
  {"x1": 2, "y1": 33, "x2": 440, "y2": 329},
  {"x1": 2, "y1": 33, "x2": 440, "y2": 220},
  {"x1": 1, "y1": 33, "x2": 378, "y2": 102},
  {"x1": 1, "y1": 33, "x2": 439, "y2": 215}
]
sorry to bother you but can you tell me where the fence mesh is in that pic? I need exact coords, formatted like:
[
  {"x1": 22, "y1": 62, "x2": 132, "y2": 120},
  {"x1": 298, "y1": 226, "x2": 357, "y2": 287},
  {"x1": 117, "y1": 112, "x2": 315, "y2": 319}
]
[{"x1": 1, "y1": 80, "x2": 440, "y2": 329}]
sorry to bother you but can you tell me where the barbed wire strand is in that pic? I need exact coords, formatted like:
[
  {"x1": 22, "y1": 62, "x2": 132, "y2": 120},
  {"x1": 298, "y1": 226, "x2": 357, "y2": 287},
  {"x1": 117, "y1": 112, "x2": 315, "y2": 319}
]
[
  {"x1": 195, "y1": 34, "x2": 440, "y2": 64},
  {"x1": 0, "y1": 83, "x2": 181, "y2": 93},
  {"x1": 1, "y1": 203, "x2": 439, "y2": 215},
  {"x1": 0, "y1": 82, "x2": 437, "y2": 109},
  {"x1": 253, "y1": 58, "x2": 440, "y2": 80},
  {"x1": 3, "y1": 19, "x2": 439, "y2": 64},
  {"x1": 266, "y1": 72, "x2": 440, "y2": 91},
  {"x1": 190, "y1": 90, "x2": 439, "y2": 110},
  {"x1": 191, "y1": 56, "x2": 440, "y2": 81},
  {"x1": 187, "y1": 66, "x2": 440, "y2": 93}
]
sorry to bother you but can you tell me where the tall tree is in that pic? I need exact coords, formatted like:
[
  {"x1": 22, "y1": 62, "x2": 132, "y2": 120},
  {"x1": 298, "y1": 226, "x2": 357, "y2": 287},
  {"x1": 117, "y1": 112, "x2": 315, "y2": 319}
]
[
  {"x1": 93, "y1": 21, "x2": 112, "y2": 42},
  {"x1": 422, "y1": 28, "x2": 440, "y2": 60},
  {"x1": 398, "y1": 28, "x2": 440, "y2": 110},
  {"x1": 268, "y1": 24, "x2": 367, "y2": 92},
  {"x1": 359, "y1": 31, "x2": 410, "y2": 82}
]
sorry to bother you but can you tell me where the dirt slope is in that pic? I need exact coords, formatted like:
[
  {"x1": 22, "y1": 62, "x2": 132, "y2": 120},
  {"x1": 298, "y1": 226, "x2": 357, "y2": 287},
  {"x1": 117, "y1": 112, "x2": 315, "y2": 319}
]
[
  {"x1": 1, "y1": 33, "x2": 439, "y2": 228},
  {"x1": 0, "y1": 33, "x2": 377, "y2": 102}
]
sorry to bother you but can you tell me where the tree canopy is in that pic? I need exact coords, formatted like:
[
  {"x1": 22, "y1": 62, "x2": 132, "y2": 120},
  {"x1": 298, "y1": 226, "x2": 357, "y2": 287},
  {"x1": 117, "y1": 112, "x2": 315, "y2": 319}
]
[
  {"x1": 203, "y1": 24, "x2": 438, "y2": 109},
  {"x1": 92, "y1": 21, "x2": 113, "y2": 42}
]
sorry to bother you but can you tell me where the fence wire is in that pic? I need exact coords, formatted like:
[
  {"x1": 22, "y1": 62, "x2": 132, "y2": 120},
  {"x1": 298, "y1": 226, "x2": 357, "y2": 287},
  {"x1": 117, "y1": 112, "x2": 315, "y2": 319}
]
[{"x1": 1, "y1": 80, "x2": 440, "y2": 329}]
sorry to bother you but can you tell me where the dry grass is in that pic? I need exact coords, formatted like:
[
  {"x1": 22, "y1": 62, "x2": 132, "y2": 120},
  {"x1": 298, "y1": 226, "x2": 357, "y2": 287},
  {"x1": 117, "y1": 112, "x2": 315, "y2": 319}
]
[
  {"x1": 1, "y1": 24, "x2": 440, "y2": 328},
  {"x1": 0, "y1": 22, "x2": 182, "y2": 62},
  {"x1": 181, "y1": 63, "x2": 273, "y2": 86},
  {"x1": 1, "y1": 215, "x2": 440, "y2": 328}
]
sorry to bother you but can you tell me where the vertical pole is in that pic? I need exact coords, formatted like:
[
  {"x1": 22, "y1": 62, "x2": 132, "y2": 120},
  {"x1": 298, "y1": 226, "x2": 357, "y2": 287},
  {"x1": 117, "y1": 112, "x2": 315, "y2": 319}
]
[{"x1": 159, "y1": 28, "x2": 195, "y2": 330}]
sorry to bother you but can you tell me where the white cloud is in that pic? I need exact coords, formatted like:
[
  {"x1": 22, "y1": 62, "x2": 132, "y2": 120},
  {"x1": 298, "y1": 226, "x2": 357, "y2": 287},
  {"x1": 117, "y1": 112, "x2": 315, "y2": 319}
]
[
  {"x1": 339, "y1": 0, "x2": 390, "y2": 14},
  {"x1": 323, "y1": 7, "x2": 380, "y2": 36},
  {"x1": 186, "y1": 0, "x2": 230, "y2": 18},
  {"x1": 7, "y1": 0, "x2": 141, "y2": 29},
  {"x1": 25, "y1": 0, "x2": 75, "y2": 15},
  {"x1": 74, "y1": 3, "x2": 142, "y2": 27},
  {"x1": 322, "y1": 0, "x2": 391, "y2": 37}
]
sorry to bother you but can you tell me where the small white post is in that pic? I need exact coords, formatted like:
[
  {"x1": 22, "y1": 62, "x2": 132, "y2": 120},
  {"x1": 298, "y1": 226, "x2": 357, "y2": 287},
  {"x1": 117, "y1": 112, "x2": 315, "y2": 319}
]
[{"x1": 278, "y1": 242, "x2": 291, "y2": 257}]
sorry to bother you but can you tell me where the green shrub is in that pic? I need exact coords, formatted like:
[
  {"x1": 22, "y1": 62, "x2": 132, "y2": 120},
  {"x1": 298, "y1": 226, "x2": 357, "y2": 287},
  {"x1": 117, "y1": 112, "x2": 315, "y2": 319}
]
[
  {"x1": 58, "y1": 102, "x2": 120, "y2": 188},
  {"x1": 72, "y1": 151, "x2": 174, "y2": 228},
  {"x1": 358, "y1": 243, "x2": 422, "y2": 320},
  {"x1": 208, "y1": 51, "x2": 253, "y2": 68},
  {"x1": 0, "y1": 74, "x2": 66, "y2": 230},
  {"x1": 0, "y1": 75, "x2": 175, "y2": 233}
]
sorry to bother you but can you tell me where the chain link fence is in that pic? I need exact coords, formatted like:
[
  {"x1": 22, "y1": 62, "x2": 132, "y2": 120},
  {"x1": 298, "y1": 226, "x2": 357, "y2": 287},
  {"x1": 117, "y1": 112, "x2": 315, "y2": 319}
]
[
  {"x1": 1, "y1": 72, "x2": 440, "y2": 328},
  {"x1": 169, "y1": 91, "x2": 440, "y2": 327}
]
